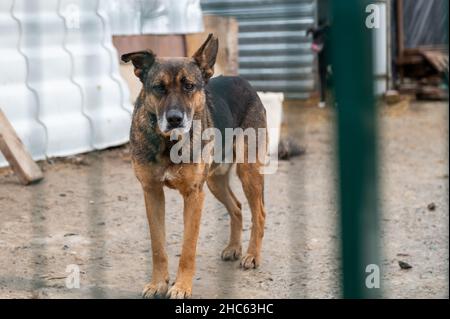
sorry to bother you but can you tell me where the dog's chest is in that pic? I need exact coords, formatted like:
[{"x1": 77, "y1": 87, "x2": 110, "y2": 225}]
[
  {"x1": 156, "y1": 163, "x2": 207, "y2": 191},
  {"x1": 160, "y1": 165, "x2": 182, "y2": 188}
]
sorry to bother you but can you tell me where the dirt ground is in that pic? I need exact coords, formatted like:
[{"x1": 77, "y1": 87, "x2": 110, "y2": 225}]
[{"x1": 0, "y1": 99, "x2": 448, "y2": 299}]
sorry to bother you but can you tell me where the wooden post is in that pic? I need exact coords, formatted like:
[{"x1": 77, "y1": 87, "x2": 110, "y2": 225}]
[
  {"x1": 396, "y1": 0, "x2": 404, "y2": 59},
  {"x1": 396, "y1": 0, "x2": 405, "y2": 84},
  {"x1": 0, "y1": 109, "x2": 44, "y2": 185}
]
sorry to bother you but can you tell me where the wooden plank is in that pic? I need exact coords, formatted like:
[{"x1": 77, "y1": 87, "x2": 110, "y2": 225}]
[
  {"x1": 185, "y1": 15, "x2": 239, "y2": 76},
  {"x1": 0, "y1": 108, "x2": 43, "y2": 185},
  {"x1": 420, "y1": 50, "x2": 449, "y2": 74},
  {"x1": 396, "y1": 0, "x2": 404, "y2": 60}
]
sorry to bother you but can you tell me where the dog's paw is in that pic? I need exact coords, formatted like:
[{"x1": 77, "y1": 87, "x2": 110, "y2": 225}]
[
  {"x1": 142, "y1": 281, "x2": 169, "y2": 299},
  {"x1": 166, "y1": 283, "x2": 192, "y2": 299},
  {"x1": 240, "y1": 253, "x2": 260, "y2": 269},
  {"x1": 221, "y1": 244, "x2": 242, "y2": 261}
]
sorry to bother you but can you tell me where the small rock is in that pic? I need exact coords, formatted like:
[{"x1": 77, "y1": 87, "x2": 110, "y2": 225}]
[
  {"x1": 62, "y1": 245, "x2": 69, "y2": 250},
  {"x1": 64, "y1": 233, "x2": 78, "y2": 237},
  {"x1": 427, "y1": 202, "x2": 436, "y2": 211},
  {"x1": 121, "y1": 148, "x2": 132, "y2": 163},
  {"x1": 59, "y1": 193, "x2": 66, "y2": 197},
  {"x1": 278, "y1": 138, "x2": 306, "y2": 160},
  {"x1": 67, "y1": 155, "x2": 89, "y2": 166},
  {"x1": 384, "y1": 90, "x2": 401, "y2": 104},
  {"x1": 398, "y1": 260, "x2": 412, "y2": 270}
]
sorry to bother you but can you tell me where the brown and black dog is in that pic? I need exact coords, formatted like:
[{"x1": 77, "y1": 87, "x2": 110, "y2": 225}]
[{"x1": 121, "y1": 34, "x2": 267, "y2": 299}]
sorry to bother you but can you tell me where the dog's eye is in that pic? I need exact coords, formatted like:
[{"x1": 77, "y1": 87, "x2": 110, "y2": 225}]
[
  {"x1": 152, "y1": 83, "x2": 166, "y2": 94},
  {"x1": 183, "y1": 83, "x2": 195, "y2": 92}
]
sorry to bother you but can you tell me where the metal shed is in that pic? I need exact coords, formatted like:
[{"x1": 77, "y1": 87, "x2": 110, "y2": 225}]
[{"x1": 201, "y1": 0, "x2": 317, "y2": 99}]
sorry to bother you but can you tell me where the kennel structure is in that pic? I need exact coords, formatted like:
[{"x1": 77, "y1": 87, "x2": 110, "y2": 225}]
[
  {"x1": 201, "y1": 0, "x2": 390, "y2": 98},
  {"x1": 0, "y1": 0, "x2": 132, "y2": 167}
]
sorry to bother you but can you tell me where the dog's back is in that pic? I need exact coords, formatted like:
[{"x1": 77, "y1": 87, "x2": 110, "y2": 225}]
[
  {"x1": 206, "y1": 75, "x2": 267, "y2": 165},
  {"x1": 207, "y1": 75, "x2": 266, "y2": 133}
]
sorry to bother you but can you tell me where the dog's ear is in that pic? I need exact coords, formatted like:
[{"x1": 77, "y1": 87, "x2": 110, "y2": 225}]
[
  {"x1": 121, "y1": 50, "x2": 156, "y2": 83},
  {"x1": 192, "y1": 33, "x2": 219, "y2": 82}
]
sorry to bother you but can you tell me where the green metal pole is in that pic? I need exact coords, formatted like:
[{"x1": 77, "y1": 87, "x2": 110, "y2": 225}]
[{"x1": 330, "y1": 0, "x2": 380, "y2": 298}]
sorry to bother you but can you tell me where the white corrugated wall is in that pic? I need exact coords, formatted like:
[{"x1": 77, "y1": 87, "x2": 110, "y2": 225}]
[
  {"x1": 104, "y1": 0, "x2": 204, "y2": 35},
  {"x1": 0, "y1": 0, "x2": 132, "y2": 167}
]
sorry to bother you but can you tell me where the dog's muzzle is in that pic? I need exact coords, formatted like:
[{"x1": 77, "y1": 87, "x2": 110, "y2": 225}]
[
  {"x1": 158, "y1": 110, "x2": 192, "y2": 134},
  {"x1": 166, "y1": 109, "x2": 184, "y2": 129}
]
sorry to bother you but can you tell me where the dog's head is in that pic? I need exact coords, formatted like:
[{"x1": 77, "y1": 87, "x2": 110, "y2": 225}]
[{"x1": 121, "y1": 34, "x2": 219, "y2": 136}]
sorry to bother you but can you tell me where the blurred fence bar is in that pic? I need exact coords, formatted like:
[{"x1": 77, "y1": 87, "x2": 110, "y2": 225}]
[{"x1": 330, "y1": 0, "x2": 380, "y2": 298}]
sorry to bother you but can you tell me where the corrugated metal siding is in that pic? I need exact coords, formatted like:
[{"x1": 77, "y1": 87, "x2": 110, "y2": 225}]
[
  {"x1": 403, "y1": 0, "x2": 448, "y2": 48},
  {"x1": 201, "y1": 0, "x2": 316, "y2": 99},
  {"x1": 0, "y1": 0, "x2": 132, "y2": 168}
]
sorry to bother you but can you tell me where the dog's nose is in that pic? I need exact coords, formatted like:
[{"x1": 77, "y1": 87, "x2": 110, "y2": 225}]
[{"x1": 166, "y1": 109, "x2": 184, "y2": 127}]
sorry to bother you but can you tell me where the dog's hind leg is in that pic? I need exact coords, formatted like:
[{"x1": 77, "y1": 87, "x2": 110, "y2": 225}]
[
  {"x1": 207, "y1": 170, "x2": 243, "y2": 261},
  {"x1": 237, "y1": 162, "x2": 266, "y2": 269}
]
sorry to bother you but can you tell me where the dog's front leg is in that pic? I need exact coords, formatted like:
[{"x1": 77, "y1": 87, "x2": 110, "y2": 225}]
[
  {"x1": 142, "y1": 185, "x2": 169, "y2": 299},
  {"x1": 167, "y1": 187, "x2": 205, "y2": 299}
]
